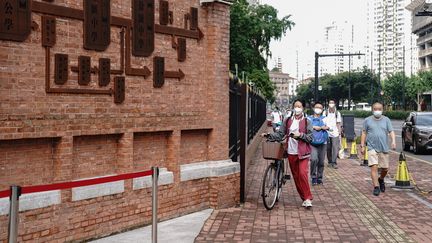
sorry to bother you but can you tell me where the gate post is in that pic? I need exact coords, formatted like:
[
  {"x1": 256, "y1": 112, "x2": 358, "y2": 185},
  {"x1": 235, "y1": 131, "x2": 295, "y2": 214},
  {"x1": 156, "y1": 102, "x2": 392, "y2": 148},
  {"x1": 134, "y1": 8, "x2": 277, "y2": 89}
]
[
  {"x1": 239, "y1": 83, "x2": 247, "y2": 203},
  {"x1": 8, "y1": 185, "x2": 21, "y2": 243}
]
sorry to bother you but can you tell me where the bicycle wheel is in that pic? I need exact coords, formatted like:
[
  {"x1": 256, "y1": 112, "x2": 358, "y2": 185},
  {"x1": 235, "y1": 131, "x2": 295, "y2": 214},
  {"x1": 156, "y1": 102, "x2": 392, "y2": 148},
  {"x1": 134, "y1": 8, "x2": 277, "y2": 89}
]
[{"x1": 261, "y1": 163, "x2": 278, "y2": 210}]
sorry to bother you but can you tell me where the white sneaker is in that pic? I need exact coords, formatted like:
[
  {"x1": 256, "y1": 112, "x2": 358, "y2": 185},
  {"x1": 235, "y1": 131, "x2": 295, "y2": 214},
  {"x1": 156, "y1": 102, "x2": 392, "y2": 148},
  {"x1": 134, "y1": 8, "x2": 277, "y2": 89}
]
[{"x1": 302, "y1": 199, "x2": 312, "y2": 208}]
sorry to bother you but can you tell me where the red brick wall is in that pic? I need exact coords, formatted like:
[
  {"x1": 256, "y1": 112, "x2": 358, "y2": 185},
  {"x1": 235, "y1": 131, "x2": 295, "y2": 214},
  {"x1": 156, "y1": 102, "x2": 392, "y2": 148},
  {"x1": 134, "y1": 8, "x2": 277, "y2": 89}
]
[
  {"x1": 73, "y1": 134, "x2": 121, "y2": 179},
  {"x1": 133, "y1": 131, "x2": 170, "y2": 170},
  {"x1": 0, "y1": 0, "x2": 235, "y2": 242},
  {"x1": 180, "y1": 129, "x2": 210, "y2": 164},
  {"x1": 0, "y1": 138, "x2": 57, "y2": 188}
]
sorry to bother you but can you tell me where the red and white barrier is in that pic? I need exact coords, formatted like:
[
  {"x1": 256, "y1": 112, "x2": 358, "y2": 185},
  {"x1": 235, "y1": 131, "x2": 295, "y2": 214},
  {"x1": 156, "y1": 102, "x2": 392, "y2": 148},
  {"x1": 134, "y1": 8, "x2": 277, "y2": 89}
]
[{"x1": 0, "y1": 167, "x2": 160, "y2": 243}]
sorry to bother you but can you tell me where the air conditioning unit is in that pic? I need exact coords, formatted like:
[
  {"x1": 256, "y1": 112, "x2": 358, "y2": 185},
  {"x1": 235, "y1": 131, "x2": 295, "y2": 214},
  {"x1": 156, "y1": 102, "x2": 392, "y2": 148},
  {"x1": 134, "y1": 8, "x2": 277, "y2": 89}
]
[{"x1": 200, "y1": 0, "x2": 233, "y2": 6}]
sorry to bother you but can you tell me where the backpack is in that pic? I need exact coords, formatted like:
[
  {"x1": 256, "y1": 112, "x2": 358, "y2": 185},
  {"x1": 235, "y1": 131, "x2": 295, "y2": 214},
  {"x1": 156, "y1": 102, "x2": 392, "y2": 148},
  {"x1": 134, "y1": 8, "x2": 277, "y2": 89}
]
[
  {"x1": 309, "y1": 116, "x2": 328, "y2": 146},
  {"x1": 323, "y1": 110, "x2": 339, "y2": 119}
]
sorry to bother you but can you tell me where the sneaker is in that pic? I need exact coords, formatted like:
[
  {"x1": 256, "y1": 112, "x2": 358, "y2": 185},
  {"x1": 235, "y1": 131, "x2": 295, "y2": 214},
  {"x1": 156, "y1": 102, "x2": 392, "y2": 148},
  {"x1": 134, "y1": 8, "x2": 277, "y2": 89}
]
[
  {"x1": 327, "y1": 163, "x2": 333, "y2": 168},
  {"x1": 373, "y1": 186, "x2": 380, "y2": 196},
  {"x1": 303, "y1": 199, "x2": 312, "y2": 208},
  {"x1": 333, "y1": 164, "x2": 338, "y2": 169},
  {"x1": 378, "y1": 178, "x2": 385, "y2": 192},
  {"x1": 317, "y1": 178, "x2": 323, "y2": 185},
  {"x1": 312, "y1": 178, "x2": 318, "y2": 185}
]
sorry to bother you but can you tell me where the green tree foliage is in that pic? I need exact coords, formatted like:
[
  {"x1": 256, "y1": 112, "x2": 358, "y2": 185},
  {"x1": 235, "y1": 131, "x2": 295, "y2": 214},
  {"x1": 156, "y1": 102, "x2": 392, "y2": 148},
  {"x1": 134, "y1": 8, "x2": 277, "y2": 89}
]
[
  {"x1": 230, "y1": 0, "x2": 294, "y2": 100},
  {"x1": 247, "y1": 69, "x2": 276, "y2": 103},
  {"x1": 296, "y1": 67, "x2": 379, "y2": 107},
  {"x1": 382, "y1": 72, "x2": 406, "y2": 106}
]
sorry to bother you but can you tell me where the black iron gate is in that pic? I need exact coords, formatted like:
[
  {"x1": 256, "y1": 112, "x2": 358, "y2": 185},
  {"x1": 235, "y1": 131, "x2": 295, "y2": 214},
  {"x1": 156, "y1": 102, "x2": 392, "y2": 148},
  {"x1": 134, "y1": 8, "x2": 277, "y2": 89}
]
[{"x1": 229, "y1": 78, "x2": 267, "y2": 202}]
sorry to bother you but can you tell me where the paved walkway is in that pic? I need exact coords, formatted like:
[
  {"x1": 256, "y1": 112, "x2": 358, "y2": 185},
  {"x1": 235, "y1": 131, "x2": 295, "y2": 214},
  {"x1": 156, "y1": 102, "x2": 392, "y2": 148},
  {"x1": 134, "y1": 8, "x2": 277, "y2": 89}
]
[
  {"x1": 195, "y1": 145, "x2": 432, "y2": 242},
  {"x1": 91, "y1": 209, "x2": 213, "y2": 243}
]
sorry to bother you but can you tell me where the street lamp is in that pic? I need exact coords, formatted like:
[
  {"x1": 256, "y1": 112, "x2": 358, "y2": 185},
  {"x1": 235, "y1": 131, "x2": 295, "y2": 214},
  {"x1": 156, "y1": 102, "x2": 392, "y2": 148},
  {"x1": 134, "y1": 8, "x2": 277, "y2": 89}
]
[{"x1": 314, "y1": 52, "x2": 365, "y2": 110}]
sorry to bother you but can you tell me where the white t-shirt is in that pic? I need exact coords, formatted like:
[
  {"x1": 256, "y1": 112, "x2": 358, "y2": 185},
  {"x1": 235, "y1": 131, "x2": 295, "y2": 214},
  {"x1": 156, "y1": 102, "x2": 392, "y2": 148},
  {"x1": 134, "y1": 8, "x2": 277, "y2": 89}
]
[
  {"x1": 271, "y1": 111, "x2": 281, "y2": 124},
  {"x1": 323, "y1": 110, "x2": 342, "y2": 137},
  {"x1": 287, "y1": 118, "x2": 300, "y2": 155}
]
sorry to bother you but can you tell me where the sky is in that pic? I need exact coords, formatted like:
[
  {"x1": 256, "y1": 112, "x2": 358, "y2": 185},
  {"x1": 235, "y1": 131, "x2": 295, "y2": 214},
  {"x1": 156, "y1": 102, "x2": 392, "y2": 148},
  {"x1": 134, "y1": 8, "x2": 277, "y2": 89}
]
[{"x1": 260, "y1": 0, "x2": 368, "y2": 78}]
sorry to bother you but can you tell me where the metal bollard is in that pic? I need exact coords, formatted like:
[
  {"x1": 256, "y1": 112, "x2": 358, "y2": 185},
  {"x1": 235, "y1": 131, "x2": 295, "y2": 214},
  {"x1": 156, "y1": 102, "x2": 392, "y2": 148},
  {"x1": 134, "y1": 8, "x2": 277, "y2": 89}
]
[
  {"x1": 151, "y1": 167, "x2": 159, "y2": 243},
  {"x1": 8, "y1": 185, "x2": 21, "y2": 243}
]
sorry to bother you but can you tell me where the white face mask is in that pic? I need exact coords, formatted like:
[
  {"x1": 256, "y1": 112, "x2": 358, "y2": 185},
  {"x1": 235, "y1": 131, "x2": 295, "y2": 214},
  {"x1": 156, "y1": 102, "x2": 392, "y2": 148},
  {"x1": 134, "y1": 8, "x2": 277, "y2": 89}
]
[
  {"x1": 294, "y1": 107, "x2": 303, "y2": 115},
  {"x1": 373, "y1": 110, "x2": 382, "y2": 118},
  {"x1": 329, "y1": 104, "x2": 335, "y2": 108},
  {"x1": 314, "y1": 108, "x2": 323, "y2": 115}
]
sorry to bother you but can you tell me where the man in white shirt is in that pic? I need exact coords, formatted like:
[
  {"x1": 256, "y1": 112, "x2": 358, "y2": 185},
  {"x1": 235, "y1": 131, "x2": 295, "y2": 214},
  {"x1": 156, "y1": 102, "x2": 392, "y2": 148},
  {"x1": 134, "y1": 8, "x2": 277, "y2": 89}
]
[
  {"x1": 323, "y1": 99, "x2": 342, "y2": 169},
  {"x1": 271, "y1": 107, "x2": 282, "y2": 132}
]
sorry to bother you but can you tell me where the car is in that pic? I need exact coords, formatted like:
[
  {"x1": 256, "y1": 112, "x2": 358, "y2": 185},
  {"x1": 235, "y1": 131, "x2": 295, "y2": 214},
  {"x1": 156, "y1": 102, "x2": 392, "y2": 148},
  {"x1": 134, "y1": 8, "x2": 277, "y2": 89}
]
[
  {"x1": 355, "y1": 103, "x2": 372, "y2": 111},
  {"x1": 402, "y1": 112, "x2": 432, "y2": 154}
]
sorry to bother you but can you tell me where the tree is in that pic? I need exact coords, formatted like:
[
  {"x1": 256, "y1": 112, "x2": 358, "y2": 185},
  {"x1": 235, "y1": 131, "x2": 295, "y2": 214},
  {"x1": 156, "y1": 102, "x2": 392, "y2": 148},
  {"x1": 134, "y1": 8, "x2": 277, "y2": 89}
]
[
  {"x1": 248, "y1": 69, "x2": 275, "y2": 103},
  {"x1": 230, "y1": 0, "x2": 294, "y2": 100},
  {"x1": 382, "y1": 72, "x2": 407, "y2": 108},
  {"x1": 406, "y1": 71, "x2": 432, "y2": 110}
]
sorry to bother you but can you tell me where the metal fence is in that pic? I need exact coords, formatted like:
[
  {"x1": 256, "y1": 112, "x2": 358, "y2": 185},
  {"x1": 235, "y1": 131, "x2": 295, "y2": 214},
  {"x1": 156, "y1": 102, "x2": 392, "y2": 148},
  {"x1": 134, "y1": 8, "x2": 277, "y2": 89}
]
[{"x1": 229, "y1": 80, "x2": 266, "y2": 161}]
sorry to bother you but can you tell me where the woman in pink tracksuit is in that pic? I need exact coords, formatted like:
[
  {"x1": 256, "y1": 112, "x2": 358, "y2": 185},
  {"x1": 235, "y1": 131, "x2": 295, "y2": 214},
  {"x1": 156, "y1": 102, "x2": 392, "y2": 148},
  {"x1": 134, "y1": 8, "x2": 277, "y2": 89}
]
[{"x1": 264, "y1": 99, "x2": 314, "y2": 208}]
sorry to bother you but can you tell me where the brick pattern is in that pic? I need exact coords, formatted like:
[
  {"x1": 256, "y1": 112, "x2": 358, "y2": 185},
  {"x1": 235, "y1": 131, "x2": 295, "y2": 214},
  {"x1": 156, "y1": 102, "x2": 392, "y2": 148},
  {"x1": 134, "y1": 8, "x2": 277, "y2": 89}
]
[
  {"x1": 73, "y1": 134, "x2": 120, "y2": 179},
  {"x1": 180, "y1": 129, "x2": 210, "y2": 164},
  {"x1": 133, "y1": 131, "x2": 170, "y2": 170},
  {"x1": 0, "y1": 138, "x2": 58, "y2": 188},
  {"x1": 0, "y1": 0, "x2": 234, "y2": 242},
  {"x1": 196, "y1": 131, "x2": 432, "y2": 242}
]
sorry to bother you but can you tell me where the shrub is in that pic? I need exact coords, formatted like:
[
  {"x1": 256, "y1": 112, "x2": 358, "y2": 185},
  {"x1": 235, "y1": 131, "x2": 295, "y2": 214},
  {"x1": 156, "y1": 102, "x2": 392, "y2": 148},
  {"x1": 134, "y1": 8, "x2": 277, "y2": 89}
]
[{"x1": 339, "y1": 110, "x2": 410, "y2": 120}]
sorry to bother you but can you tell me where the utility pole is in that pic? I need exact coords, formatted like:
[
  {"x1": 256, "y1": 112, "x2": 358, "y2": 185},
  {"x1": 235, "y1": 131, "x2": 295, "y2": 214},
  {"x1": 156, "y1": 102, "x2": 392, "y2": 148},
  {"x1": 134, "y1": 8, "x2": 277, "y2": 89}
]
[
  {"x1": 403, "y1": 45, "x2": 406, "y2": 110},
  {"x1": 348, "y1": 53, "x2": 352, "y2": 111},
  {"x1": 378, "y1": 47, "x2": 382, "y2": 100},
  {"x1": 314, "y1": 52, "x2": 319, "y2": 102},
  {"x1": 314, "y1": 52, "x2": 364, "y2": 107}
]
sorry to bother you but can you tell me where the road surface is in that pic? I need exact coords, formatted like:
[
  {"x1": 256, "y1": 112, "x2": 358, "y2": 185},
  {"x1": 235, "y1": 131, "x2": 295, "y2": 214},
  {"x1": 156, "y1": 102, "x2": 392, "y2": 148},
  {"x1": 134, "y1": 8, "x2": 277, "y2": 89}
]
[{"x1": 354, "y1": 118, "x2": 432, "y2": 163}]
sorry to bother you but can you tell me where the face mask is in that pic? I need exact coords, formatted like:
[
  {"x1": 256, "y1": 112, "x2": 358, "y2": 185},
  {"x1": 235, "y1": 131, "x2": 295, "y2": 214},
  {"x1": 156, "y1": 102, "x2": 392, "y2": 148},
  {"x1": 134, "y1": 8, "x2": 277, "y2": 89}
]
[
  {"x1": 373, "y1": 110, "x2": 382, "y2": 118},
  {"x1": 314, "y1": 108, "x2": 323, "y2": 114},
  {"x1": 294, "y1": 107, "x2": 303, "y2": 115},
  {"x1": 329, "y1": 104, "x2": 335, "y2": 108}
]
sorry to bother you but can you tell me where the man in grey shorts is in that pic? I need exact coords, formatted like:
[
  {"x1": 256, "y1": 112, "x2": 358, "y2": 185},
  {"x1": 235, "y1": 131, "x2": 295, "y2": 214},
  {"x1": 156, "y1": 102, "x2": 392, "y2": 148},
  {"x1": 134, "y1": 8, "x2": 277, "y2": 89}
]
[{"x1": 360, "y1": 102, "x2": 396, "y2": 196}]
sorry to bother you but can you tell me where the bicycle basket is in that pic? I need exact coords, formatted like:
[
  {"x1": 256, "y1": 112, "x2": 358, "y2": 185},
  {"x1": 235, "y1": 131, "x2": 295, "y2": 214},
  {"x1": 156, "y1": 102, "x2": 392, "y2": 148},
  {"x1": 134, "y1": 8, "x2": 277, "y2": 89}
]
[{"x1": 262, "y1": 141, "x2": 285, "y2": 160}]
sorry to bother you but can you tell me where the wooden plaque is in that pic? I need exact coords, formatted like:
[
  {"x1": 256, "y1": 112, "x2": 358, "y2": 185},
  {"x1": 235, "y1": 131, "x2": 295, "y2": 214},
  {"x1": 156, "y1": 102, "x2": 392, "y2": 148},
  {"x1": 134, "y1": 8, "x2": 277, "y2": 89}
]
[
  {"x1": 54, "y1": 54, "x2": 68, "y2": 85},
  {"x1": 177, "y1": 38, "x2": 186, "y2": 62},
  {"x1": 132, "y1": 0, "x2": 155, "y2": 57},
  {"x1": 153, "y1": 56, "x2": 164, "y2": 88},
  {"x1": 83, "y1": 0, "x2": 111, "y2": 51},
  {"x1": 78, "y1": 56, "x2": 91, "y2": 85},
  {"x1": 0, "y1": 0, "x2": 32, "y2": 42},
  {"x1": 42, "y1": 16, "x2": 56, "y2": 47},
  {"x1": 114, "y1": 76, "x2": 125, "y2": 104},
  {"x1": 99, "y1": 58, "x2": 111, "y2": 86},
  {"x1": 190, "y1": 7, "x2": 198, "y2": 30},
  {"x1": 159, "y1": 0, "x2": 169, "y2": 25}
]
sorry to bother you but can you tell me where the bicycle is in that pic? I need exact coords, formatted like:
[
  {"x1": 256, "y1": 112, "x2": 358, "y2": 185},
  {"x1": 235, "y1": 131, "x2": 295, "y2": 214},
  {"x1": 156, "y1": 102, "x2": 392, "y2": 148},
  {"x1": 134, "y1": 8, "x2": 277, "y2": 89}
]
[{"x1": 261, "y1": 138, "x2": 290, "y2": 210}]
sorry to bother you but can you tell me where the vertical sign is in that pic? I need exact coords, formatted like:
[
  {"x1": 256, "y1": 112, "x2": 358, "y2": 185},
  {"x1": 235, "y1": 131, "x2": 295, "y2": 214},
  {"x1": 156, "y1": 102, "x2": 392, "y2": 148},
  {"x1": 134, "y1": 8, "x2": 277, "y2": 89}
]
[
  {"x1": 190, "y1": 7, "x2": 198, "y2": 31},
  {"x1": 0, "y1": 0, "x2": 32, "y2": 41},
  {"x1": 54, "y1": 54, "x2": 68, "y2": 85},
  {"x1": 42, "y1": 16, "x2": 56, "y2": 47},
  {"x1": 159, "y1": 0, "x2": 169, "y2": 25},
  {"x1": 78, "y1": 56, "x2": 91, "y2": 85},
  {"x1": 99, "y1": 58, "x2": 111, "y2": 86},
  {"x1": 153, "y1": 57, "x2": 164, "y2": 88},
  {"x1": 132, "y1": 0, "x2": 155, "y2": 57},
  {"x1": 114, "y1": 76, "x2": 125, "y2": 104},
  {"x1": 177, "y1": 38, "x2": 186, "y2": 62},
  {"x1": 83, "y1": 0, "x2": 111, "y2": 51}
]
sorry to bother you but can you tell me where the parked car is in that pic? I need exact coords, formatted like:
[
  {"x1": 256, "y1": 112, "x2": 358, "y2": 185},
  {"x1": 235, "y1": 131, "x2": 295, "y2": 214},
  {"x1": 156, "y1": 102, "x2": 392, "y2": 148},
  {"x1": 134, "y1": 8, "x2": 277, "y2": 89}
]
[
  {"x1": 402, "y1": 112, "x2": 432, "y2": 154},
  {"x1": 355, "y1": 102, "x2": 372, "y2": 111}
]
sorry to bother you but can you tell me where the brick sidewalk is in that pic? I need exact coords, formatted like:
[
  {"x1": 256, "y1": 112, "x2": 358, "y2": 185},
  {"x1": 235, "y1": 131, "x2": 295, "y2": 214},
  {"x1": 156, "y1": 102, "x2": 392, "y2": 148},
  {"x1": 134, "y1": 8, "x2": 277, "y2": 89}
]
[{"x1": 195, "y1": 146, "x2": 432, "y2": 242}]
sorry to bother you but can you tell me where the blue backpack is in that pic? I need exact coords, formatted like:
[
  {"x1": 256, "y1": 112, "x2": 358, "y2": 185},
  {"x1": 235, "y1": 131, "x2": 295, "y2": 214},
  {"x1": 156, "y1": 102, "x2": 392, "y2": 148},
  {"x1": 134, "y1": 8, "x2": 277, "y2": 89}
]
[{"x1": 308, "y1": 116, "x2": 328, "y2": 146}]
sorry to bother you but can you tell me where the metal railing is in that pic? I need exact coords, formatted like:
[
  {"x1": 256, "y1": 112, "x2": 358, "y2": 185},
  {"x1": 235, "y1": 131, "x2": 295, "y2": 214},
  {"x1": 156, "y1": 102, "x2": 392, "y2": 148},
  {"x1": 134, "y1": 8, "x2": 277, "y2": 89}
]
[{"x1": 2, "y1": 168, "x2": 160, "y2": 243}]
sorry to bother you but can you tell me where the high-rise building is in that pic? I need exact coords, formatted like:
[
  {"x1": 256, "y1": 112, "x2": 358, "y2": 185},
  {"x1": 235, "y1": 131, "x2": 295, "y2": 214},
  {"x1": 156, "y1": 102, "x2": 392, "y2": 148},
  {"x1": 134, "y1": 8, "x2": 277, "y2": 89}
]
[
  {"x1": 406, "y1": 0, "x2": 432, "y2": 72},
  {"x1": 318, "y1": 21, "x2": 367, "y2": 76},
  {"x1": 368, "y1": 0, "x2": 418, "y2": 77}
]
